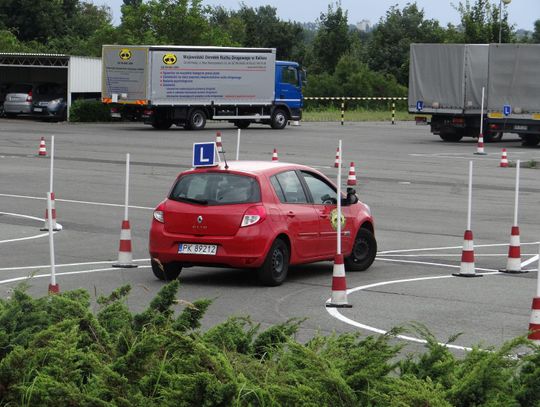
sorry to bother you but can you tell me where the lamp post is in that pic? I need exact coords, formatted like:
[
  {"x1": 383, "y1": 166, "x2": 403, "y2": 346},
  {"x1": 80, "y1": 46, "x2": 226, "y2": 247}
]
[{"x1": 499, "y1": 0, "x2": 511, "y2": 43}]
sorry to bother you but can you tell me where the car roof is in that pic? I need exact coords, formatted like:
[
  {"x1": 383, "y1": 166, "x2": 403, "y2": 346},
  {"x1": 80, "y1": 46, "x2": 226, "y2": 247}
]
[{"x1": 184, "y1": 161, "x2": 321, "y2": 177}]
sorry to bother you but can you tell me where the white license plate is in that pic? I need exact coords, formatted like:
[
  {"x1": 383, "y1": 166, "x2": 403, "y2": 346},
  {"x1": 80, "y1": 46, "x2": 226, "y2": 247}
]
[
  {"x1": 111, "y1": 113, "x2": 121, "y2": 118},
  {"x1": 178, "y1": 243, "x2": 217, "y2": 255},
  {"x1": 33, "y1": 107, "x2": 42, "y2": 112},
  {"x1": 514, "y1": 125, "x2": 528, "y2": 131}
]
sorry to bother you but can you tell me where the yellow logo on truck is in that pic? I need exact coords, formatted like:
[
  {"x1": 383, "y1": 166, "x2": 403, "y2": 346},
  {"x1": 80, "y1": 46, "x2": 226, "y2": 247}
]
[
  {"x1": 119, "y1": 48, "x2": 132, "y2": 61},
  {"x1": 163, "y1": 53, "x2": 177, "y2": 65}
]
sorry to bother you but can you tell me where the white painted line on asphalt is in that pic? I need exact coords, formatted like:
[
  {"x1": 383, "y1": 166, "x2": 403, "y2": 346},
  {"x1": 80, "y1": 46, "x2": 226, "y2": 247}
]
[
  {"x1": 0, "y1": 258, "x2": 151, "y2": 272},
  {"x1": 0, "y1": 211, "x2": 59, "y2": 244},
  {"x1": 326, "y1": 258, "x2": 501, "y2": 351},
  {"x1": 0, "y1": 193, "x2": 154, "y2": 210},
  {"x1": 381, "y1": 253, "x2": 512, "y2": 257},
  {"x1": 521, "y1": 254, "x2": 539, "y2": 268},
  {"x1": 379, "y1": 241, "x2": 540, "y2": 254}
]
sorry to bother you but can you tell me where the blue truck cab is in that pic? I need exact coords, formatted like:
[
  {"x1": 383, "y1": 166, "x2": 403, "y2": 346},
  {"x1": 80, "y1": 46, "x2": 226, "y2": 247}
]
[{"x1": 275, "y1": 61, "x2": 305, "y2": 123}]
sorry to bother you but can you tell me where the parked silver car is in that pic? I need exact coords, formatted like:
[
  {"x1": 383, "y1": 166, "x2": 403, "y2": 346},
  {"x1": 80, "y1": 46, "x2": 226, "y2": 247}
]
[{"x1": 3, "y1": 83, "x2": 33, "y2": 117}]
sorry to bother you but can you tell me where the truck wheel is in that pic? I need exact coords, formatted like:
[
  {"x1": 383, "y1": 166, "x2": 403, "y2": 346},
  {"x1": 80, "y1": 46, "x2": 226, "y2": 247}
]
[
  {"x1": 187, "y1": 109, "x2": 206, "y2": 130},
  {"x1": 257, "y1": 239, "x2": 289, "y2": 286},
  {"x1": 270, "y1": 109, "x2": 288, "y2": 130},
  {"x1": 439, "y1": 132, "x2": 463, "y2": 142},
  {"x1": 345, "y1": 228, "x2": 377, "y2": 272},
  {"x1": 151, "y1": 259, "x2": 182, "y2": 281},
  {"x1": 520, "y1": 135, "x2": 540, "y2": 147},
  {"x1": 484, "y1": 132, "x2": 503, "y2": 142},
  {"x1": 234, "y1": 120, "x2": 250, "y2": 129},
  {"x1": 152, "y1": 119, "x2": 172, "y2": 130}
]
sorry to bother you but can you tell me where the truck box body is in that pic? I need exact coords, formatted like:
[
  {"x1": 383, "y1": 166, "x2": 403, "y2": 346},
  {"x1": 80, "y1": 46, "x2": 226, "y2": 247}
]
[
  {"x1": 102, "y1": 45, "x2": 303, "y2": 130},
  {"x1": 409, "y1": 44, "x2": 488, "y2": 115}
]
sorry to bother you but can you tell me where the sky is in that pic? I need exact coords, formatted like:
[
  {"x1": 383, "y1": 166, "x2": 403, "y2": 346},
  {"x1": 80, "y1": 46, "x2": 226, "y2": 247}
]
[{"x1": 93, "y1": 0, "x2": 537, "y2": 31}]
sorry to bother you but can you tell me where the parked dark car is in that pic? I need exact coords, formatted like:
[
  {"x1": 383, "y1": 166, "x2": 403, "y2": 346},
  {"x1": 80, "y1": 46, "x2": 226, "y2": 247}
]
[{"x1": 32, "y1": 83, "x2": 67, "y2": 121}]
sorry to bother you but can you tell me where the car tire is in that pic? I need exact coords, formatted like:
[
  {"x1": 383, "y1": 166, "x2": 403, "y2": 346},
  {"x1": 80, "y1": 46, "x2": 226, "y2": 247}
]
[
  {"x1": 187, "y1": 109, "x2": 206, "y2": 130},
  {"x1": 439, "y1": 132, "x2": 463, "y2": 142},
  {"x1": 151, "y1": 259, "x2": 182, "y2": 281},
  {"x1": 234, "y1": 120, "x2": 250, "y2": 129},
  {"x1": 257, "y1": 239, "x2": 289, "y2": 286},
  {"x1": 345, "y1": 228, "x2": 377, "y2": 272},
  {"x1": 270, "y1": 108, "x2": 287, "y2": 129},
  {"x1": 5, "y1": 113, "x2": 17, "y2": 119}
]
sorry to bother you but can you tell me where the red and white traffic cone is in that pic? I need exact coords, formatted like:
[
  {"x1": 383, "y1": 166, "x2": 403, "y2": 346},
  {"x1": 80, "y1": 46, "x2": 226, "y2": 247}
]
[
  {"x1": 528, "y1": 297, "x2": 540, "y2": 344},
  {"x1": 334, "y1": 148, "x2": 340, "y2": 168},
  {"x1": 38, "y1": 137, "x2": 47, "y2": 157},
  {"x1": 40, "y1": 192, "x2": 62, "y2": 231},
  {"x1": 48, "y1": 283, "x2": 60, "y2": 294},
  {"x1": 474, "y1": 134, "x2": 487, "y2": 155},
  {"x1": 216, "y1": 131, "x2": 223, "y2": 153},
  {"x1": 500, "y1": 226, "x2": 526, "y2": 273},
  {"x1": 347, "y1": 162, "x2": 357, "y2": 186},
  {"x1": 326, "y1": 254, "x2": 352, "y2": 308},
  {"x1": 272, "y1": 148, "x2": 279, "y2": 161},
  {"x1": 500, "y1": 148, "x2": 509, "y2": 167},
  {"x1": 453, "y1": 230, "x2": 482, "y2": 277},
  {"x1": 112, "y1": 220, "x2": 138, "y2": 268}
]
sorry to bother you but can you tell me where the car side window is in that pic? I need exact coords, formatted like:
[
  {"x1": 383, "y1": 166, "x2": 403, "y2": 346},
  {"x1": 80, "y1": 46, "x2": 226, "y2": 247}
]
[
  {"x1": 301, "y1": 171, "x2": 337, "y2": 205},
  {"x1": 273, "y1": 171, "x2": 308, "y2": 203}
]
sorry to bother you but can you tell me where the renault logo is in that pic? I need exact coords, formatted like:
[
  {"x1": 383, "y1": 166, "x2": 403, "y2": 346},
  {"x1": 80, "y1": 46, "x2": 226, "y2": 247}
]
[
  {"x1": 197, "y1": 216, "x2": 203, "y2": 224},
  {"x1": 163, "y1": 53, "x2": 177, "y2": 65},
  {"x1": 119, "y1": 48, "x2": 132, "y2": 61}
]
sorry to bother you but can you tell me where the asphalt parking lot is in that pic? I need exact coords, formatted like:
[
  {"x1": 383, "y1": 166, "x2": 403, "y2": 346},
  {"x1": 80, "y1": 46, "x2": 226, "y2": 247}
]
[{"x1": 1, "y1": 118, "x2": 540, "y2": 350}]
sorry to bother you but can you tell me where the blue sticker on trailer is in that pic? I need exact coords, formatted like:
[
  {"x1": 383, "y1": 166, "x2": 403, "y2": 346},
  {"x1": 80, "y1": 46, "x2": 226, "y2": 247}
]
[
  {"x1": 193, "y1": 142, "x2": 217, "y2": 167},
  {"x1": 503, "y1": 105, "x2": 511, "y2": 116},
  {"x1": 416, "y1": 100, "x2": 424, "y2": 111}
]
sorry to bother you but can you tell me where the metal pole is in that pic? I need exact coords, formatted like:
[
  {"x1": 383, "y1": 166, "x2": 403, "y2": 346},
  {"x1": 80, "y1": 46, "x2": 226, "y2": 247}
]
[
  {"x1": 124, "y1": 153, "x2": 130, "y2": 221},
  {"x1": 467, "y1": 161, "x2": 473, "y2": 231},
  {"x1": 340, "y1": 99, "x2": 344, "y2": 126},
  {"x1": 514, "y1": 160, "x2": 520, "y2": 226},
  {"x1": 47, "y1": 192, "x2": 56, "y2": 287},
  {"x1": 537, "y1": 242, "x2": 540, "y2": 296},
  {"x1": 480, "y1": 87, "x2": 485, "y2": 135},
  {"x1": 391, "y1": 102, "x2": 395, "y2": 125},
  {"x1": 236, "y1": 129, "x2": 241, "y2": 161},
  {"x1": 49, "y1": 135, "x2": 54, "y2": 192},
  {"x1": 337, "y1": 139, "x2": 342, "y2": 255}
]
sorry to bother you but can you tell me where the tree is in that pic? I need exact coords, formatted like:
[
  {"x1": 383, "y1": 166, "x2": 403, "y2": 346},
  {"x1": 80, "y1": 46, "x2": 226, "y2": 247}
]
[
  {"x1": 311, "y1": 2, "x2": 350, "y2": 74},
  {"x1": 454, "y1": 0, "x2": 514, "y2": 43},
  {"x1": 532, "y1": 19, "x2": 540, "y2": 43},
  {"x1": 367, "y1": 3, "x2": 445, "y2": 85}
]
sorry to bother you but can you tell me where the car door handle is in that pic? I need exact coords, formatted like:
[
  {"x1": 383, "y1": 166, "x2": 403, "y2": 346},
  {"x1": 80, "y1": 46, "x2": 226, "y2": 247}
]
[{"x1": 287, "y1": 211, "x2": 295, "y2": 218}]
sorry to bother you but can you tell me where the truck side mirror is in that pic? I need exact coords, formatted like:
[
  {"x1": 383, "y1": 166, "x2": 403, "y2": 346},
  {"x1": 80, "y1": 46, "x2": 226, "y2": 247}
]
[{"x1": 300, "y1": 69, "x2": 307, "y2": 87}]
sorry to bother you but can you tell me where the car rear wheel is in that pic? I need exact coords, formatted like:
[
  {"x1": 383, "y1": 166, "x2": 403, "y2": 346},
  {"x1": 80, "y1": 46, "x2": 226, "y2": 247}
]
[
  {"x1": 151, "y1": 259, "x2": 182, "y2": 281},
  {"x1": 345, "y1": 228, "x2": 377, "y2": 272},
  {"x1": 258, "y1": 239, "x2": 289, "y2": 286}
]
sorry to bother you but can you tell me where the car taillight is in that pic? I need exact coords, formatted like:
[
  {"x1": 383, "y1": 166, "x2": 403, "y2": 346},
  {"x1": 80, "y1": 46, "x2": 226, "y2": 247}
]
[
  {"x1": 241, "y1": 205, "x2": 266, "y2": 227},
  {"x1": 153, "y1": 210, "x2": 164, "y2": 223},
  {"x1": 26, "y1": 90, "x2": 32, "y2": 102}
]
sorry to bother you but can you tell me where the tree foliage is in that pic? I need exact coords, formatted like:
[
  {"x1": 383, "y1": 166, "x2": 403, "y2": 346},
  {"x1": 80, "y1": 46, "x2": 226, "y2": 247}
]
[{"x1": 453, "y1": 0, "x2": 513, "y2": 43}]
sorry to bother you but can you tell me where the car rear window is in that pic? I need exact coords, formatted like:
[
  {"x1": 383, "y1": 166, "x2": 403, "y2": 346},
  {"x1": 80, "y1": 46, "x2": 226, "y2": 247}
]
[
  {"x1": 170, "y1": 173, "x2": 261, "y2": 205},
  {"x1": 8, "y1": 84, "x2": 32, "y2": 93}
]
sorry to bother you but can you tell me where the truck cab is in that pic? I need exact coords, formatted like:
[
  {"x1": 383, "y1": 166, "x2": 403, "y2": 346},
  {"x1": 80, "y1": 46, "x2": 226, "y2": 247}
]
[{"x1": 275, "y1": 61, "x2": 305, "y2": 124}]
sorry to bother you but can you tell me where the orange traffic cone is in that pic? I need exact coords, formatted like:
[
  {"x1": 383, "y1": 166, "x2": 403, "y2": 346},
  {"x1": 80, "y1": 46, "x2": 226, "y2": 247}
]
[
  {"x1": 528, "y1": 297, "x2": 540, "y2": 344},
  {"x1": 326, "y1": 254, "x2": 352, "y2": 308},
  {"x1": 38, "y1": 137, "x2": 47, "y2": 157},
  {"x1": 272, "y1": 148, "x2": 279, "y2": 161},
  {"x1": 453, "y1": 230, "x2": 482, "y2": 277},
  {"x1": 500, "y1": 149, "x2": 508, "y2": 167},
  {"x1": 112, "y1": 220, "x2": 138, "y2": 268},
  {"x1": 334, "y1": 148, "x2": 340, "y2": 168},
  {"x1": 500, "y1": 226, "x2": 527, "y2": 273},
  {"x1": 40, "y1": 192, "x2": 62, "y2": 231},
  {"x1": 474, "y1": 134, "x2": 487, "y2": 155},
  {"x1": 216, "y1": 131, "x2": 223, "y2": 153},
  {"x1": 347, "y1": 162, "x2": 357, "y2": 186}
]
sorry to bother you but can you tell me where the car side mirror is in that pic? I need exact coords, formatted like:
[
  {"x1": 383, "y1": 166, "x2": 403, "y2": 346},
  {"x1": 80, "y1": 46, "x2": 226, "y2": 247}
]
[{"x1": 341, "y1": 187, "x2": 358, "y2": 206}]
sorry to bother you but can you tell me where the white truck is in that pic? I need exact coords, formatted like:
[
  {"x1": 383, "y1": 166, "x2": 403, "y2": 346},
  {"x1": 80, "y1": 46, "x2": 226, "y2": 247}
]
[
  {"x1": 101, "y1": 45, "x2": 305, "y2": 130},
  {"x1": 408, "y1": 43, "x2": 502, "y2": 142},
  {"x1": 487, "y1": 44, "x2": 540, "y2": 146}
]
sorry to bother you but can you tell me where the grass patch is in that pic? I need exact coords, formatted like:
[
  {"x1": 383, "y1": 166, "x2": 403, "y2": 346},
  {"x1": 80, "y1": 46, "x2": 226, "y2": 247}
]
[
  {"x1": 509, "y1": 159, "x2": 538, "y2": 169},
  {"x1": 303, "y1": 108, "x2": 414, "y2": 122}
]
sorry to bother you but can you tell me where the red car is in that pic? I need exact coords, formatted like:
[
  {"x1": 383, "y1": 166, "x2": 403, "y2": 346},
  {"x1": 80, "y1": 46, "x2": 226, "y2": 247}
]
[{"x1": 149, "y1": 161, "x2": 376, "y2": 286}]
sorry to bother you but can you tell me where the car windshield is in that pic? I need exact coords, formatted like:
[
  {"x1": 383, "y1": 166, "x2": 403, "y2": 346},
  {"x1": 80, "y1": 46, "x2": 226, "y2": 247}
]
[{"x1": 170, "y1": 172, "x2": 261, "y2": 205}]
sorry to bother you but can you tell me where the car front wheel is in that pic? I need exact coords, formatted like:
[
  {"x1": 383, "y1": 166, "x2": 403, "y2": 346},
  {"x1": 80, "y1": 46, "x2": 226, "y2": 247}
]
[
  {"x1": 257, "y1": 239, "x2": 289, "y2": 286},
  {"x1": 345, "y1": 228, "x2": 377, "y2": 272},
  {"x1": 151, "y1": 259, "x2": 182, "y2": 281}
]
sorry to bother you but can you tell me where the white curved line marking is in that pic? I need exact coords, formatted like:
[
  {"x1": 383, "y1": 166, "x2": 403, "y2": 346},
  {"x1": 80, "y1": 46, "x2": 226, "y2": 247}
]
[
  {"x1": 326, "y1": 258, "x2": 500, "y2": 351},
  {"x1": 0, "y1": 193, "x2": 153, "y2": 210},
  {"x1": 0, "y1": 211, "x2": 57, "y2": 244}
]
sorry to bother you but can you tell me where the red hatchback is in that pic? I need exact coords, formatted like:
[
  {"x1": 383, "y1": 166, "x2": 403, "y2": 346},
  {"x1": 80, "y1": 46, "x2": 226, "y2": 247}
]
[{"x1": 149, "y1": 161, "x2": 376, "y2": 286}]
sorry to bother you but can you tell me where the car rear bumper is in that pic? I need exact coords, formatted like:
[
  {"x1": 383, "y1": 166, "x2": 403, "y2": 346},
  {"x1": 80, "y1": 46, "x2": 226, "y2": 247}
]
[
  {"x1": 4, "y1": 101, "x2": 31, "y2": 114},
  {"x1": 149, "y1": 221, "x2": 273, "y2": 268}
]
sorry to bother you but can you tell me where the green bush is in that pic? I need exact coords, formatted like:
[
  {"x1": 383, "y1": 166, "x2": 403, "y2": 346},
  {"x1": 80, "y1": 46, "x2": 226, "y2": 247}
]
[
  {"x1": 69, "y1": 99, "x2": 111, "y2": 122},
  {"x1": 0, "y1": 282, "x2": 539, "y2": 406}
]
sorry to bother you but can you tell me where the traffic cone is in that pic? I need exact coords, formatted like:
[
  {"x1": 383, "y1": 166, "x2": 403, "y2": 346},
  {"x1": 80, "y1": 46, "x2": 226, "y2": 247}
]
[
  {"x1": 334, "y1": 148, "x2": 340, "y2": 168},
  {"x1": 48, "y1": 283, "x2": 59, "y2": 294},
  {"x1": 216, "y1": 131, "x2": 223, "y2": 153},
  {"x1": 529, "y1": 297, "x2": 540, "y2": 344},
  {"x1": 326, "y1": 254, "x2": 352, "y2": 308},
  {"x1": 499, "y1": 226, "x2": 527, "y2": 274},
  {"x1": 474, "y1": 134, "x2": 487, "y2": 155},
  {"x1": 112, "y1": 220, "x2": 138, "y2": 268},
  {"x1": 347, "y1": 162, "x2": 357, "y2": 186},
  {"x1": 453, "y1": 230, "x2": 482, "y2": 277},
  {"x1": 40, "y1": 192, "x2": 62, "y2": 231},
  {"x1": 38, "y1": 137, "x2": 47, "y2": 157},
  {"x1": 272, "y1": 148, "x2": 279, "y2": 161},
  {"x1": 500, "y1": 149, "x2": 509, "y2": 167}
]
